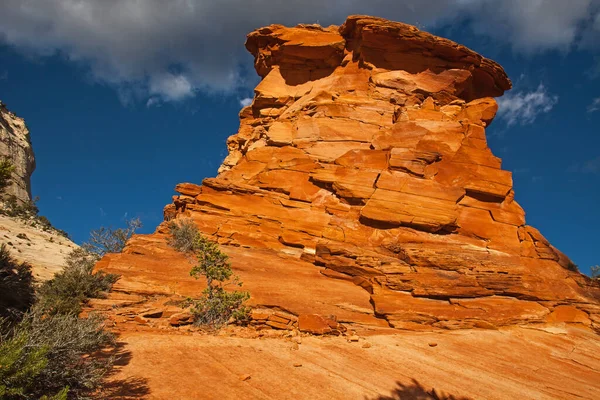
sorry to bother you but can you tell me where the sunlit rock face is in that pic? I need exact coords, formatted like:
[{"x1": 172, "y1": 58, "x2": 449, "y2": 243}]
[
  {"x1": 0, "y1": 101, "x2": 35, "y2": 204},
  {"x1": 102, "y1": 15, "x2": 599, "y2": 332}
]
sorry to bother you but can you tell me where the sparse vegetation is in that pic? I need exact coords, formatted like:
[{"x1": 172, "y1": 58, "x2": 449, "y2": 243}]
[
  {"x1": 567, "y1": 260, "x2": 579, "y2": 272},
  {"x1": 0, "y1": 312, "x2": 114, "y2": 399},
  {"x1": 0, "y1": 218, "x2": 140, "y2": 399},
  {"x1": 0, "y1": 194, "x2": 70, "y2": 239},
  {"x1": 0, "y1": 195, "x2": 39, "y2": 219},
  {"x1": 82, "y1": 217, "x2": 142, "y2": 256},
  {"x1": 0, "y1": 244, "x2": 35, "y2": 323},
  {"x1": 188, "y1": 234, "x2": 250, "y2": 328},
  {"x1": 591, "y1": 265, "x2": 600, "y2": 279},
  {"x1": 0, "y1": 157, "x2": 15, "y2": 193},
  {"x1": 36, "y1": 248, "x2": 119, "y2": 316},
  {"x1": 167, "y1": 219, "x2": 250, "y2": 328},
  {"x1": 168, "y1": 218, "x2": 199, "y2": 253},
  {"x1": 0, "y1": 158, "x2": 70, "y2": 239}
]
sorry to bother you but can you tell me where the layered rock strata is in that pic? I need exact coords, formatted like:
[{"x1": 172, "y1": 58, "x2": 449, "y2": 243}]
[{"x1": 102, "y1": 16, "x2": 600, "y2": 332}]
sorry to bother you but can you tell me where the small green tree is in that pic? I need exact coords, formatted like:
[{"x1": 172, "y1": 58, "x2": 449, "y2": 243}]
[
  {"x1": 0, "y1": 157, "x2": 15, "y2": 193},
  {"x1": 189, "y1": 234, "x2": 249, "y2": 328},
  {"x1": 591, "y1": 265, "x2": 600, "y2": 279}
]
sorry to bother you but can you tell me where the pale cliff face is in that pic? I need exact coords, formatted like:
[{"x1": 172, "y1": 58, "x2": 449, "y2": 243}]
[{"x1": 0, "y1": 101, "x2": 35, "y2": 204}]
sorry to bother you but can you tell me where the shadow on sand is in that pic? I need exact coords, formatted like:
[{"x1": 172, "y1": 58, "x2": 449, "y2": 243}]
[
  {"x1": 97, "y1": 340, "x2": 151, "y2": 399},
  {"x1": 371, "y1": 379, "x2": 472, "y2": 400}
]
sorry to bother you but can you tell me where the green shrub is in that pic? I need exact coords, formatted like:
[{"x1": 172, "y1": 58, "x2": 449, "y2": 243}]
[
  {"x1": 591, "y1": 265, "x2": 600, "y2": 279},
  {"x1": 191, "y1": 288, "x2": 250, "y2": 328},
  {"x1": 0, "y1": 157, "x2": 15, "y2": 193},
  {"x1": 189, "y1": 234, "x2": 249, "y2": 328},
  {"x1": 0, "y1": 244, "x2": 35, "y2": 323},
  {"x1": 0, "y1": 311, "x2": 113, "y2": 399},
  {"x1": 566, "y1": 261, "x2": 579, "y2": 273},
  {"x1": 0, "y1": 329, "x2": 49, "y2": 398},
  {"x1": 36, "y1": 215, "x2": 53, "y2": 230},
  {"x1": 168, "y1": 218, "x2": 199, "y2": 253},
  {"x1": 0, "y1": 193, "x2": 71, "y2": 238},
  {"x1": 82, "y1": 217, "x2": 142, "y2": 256},
  {"x1": 0, "y1": 195, "x2": 40, "y2": 219},
  {"x1": 37, "y1": 248, "x2": 119, "y2": 316}
]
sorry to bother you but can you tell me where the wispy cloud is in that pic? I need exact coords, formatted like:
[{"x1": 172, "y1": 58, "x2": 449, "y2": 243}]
[
  {"x1": 568, "y1": 156, "x2": 600, "y2": 174},
  {"x1": 239, "y1": 97, "x2": 252, "y2": 108},
  {"x1": 496, "y1": 83, "x2": 558, "y2": 126},
  {"x1": 0, "y1": 0, "x2": 598, "y2": 105},
  {"x1": 146, "y1": 97, "x2": 161, "y2": 108},
  {"x1": 587, "y1": 97, "x2": 600, "y2": 113}
]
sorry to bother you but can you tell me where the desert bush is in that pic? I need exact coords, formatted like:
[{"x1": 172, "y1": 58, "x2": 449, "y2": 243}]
[
  {"x1": 36, "y1": 215, "x2": 52, "y2": 230},
  {"x1": 0, "y1": 244, "x2": 35, "y2": 323},
  {"x1": 0, "y1": 311, "x2": 114, "y2": 399},
  {"x1": 191, "y1": 287, "x2": 250, "y2": 328},
  {"x1": 0, "y1": 194, "x2": 71, "y2": 238},
  {"x1": 0, "y1": 195, "x2": 39, "y2": 219},
  {"x1": 0, "y1": 157, "x2": 15, "y2": 193},
  {"x1": 592, "y1": 265, "x2": 600, "y2": 279},
  {"x1": 188, "y1": 234, "x2": 250, "y2": 328},
  {"x1": 36, "y1": 248, "x2": 119, "y2": 316},
  {"x1": 82, "y1": 217, "x2": 142, "y2": 256},
  {"x1": 566, "y1": 260, "x2": 579, "y2": 273},
  {"x1": 168, "y1": 218, "x2": 199, "y2": 253},
  {"x1": 0, "y1": 328, "x2": 50, "y2": 398}
]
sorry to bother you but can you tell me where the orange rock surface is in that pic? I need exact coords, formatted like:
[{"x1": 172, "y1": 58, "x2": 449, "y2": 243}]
[{"x1": 91, "y1": 15, "x2": 600, "y2": 399}]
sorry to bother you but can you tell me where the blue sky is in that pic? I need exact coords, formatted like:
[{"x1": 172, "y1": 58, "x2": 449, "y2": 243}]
[{"x1": 0, "y1": 1, "x2": 598, "y2": 275}]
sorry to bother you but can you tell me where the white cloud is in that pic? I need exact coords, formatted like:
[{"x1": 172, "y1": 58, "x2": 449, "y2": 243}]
[
  {"x1": 496, "y1": 84, "x2": 559, "y2": 126},
  {"x1": 587, "y1": 97, "x2": 600, "y2": 113},
  {"x1": 149, "y1": 74, "x2": 194, "y2": 101},
  {"x1": 465, "y1": 0, "x2": 596, "y2": 52},
  {"x1": 146, "y1": 97, "x2": 161, "y2": 108},
  {"x1": 239, "y1": 97, "x2": 253, "y2": 107},
  {"x1": 0, "y1": 0, "x2": 598, "y2": 103}
]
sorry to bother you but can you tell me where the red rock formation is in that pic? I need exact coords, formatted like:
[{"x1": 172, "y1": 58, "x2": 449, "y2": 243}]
[{"x1": 100, "y1": 15, "x2": 600, "y2": 333}]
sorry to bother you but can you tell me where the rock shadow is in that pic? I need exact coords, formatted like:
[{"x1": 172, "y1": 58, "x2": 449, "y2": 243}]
[
  {"x1": 371, "y1": 379, "x2": 471, "y2": 400},
  {"x1": 98, "y1": 340, "x2": 151, "y2": 399}
]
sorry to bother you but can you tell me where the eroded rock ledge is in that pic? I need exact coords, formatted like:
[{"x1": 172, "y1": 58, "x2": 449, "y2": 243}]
[{"x1": 97, "y1": 15, "x2": 600, "y2": 332}]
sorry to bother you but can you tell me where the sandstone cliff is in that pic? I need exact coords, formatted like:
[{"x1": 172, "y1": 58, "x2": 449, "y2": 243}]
[
  {"x1": 0, "y1": 101, "x2": 76, "y2": 279},
  {"x1": 0, "y1": 101, "x2": 35, "y2": 204},
  {"x1": 91, "y1": 15, "x2": 600, "y2": 400},
  {"x1": 97, "y1": 16, "x2": 599, "y2": 333}
]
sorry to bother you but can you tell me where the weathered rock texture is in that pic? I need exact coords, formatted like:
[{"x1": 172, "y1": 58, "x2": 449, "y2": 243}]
[
  {"x1": 0, "y1": 101, "x2": 35, "y2": 204},
  {"x1": 0, "y1": 214, "x2": 78, "y2": 281},
  {"x1": 98, "y1": 16, "x2": 600, "y2": 333}
]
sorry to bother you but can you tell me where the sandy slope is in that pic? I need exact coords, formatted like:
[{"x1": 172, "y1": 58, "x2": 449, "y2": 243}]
[
  {"x1": 0, "y1": 214, "x2": 77, "y2": 280},
  {"x1": 104, "y1": 325, "x2": 600, "y2": 400}
]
